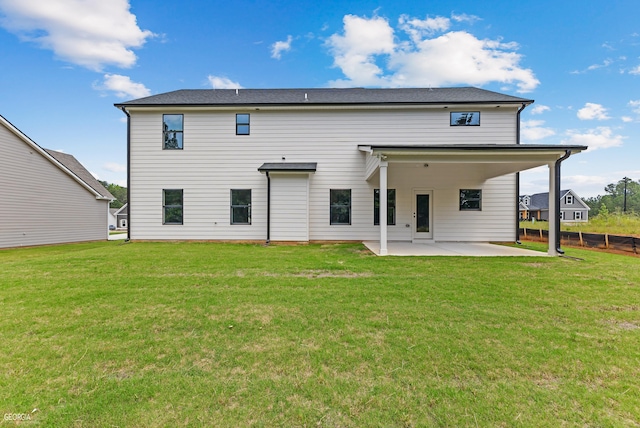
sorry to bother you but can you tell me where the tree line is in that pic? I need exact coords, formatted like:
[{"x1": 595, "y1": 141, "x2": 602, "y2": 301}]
[
  {"x1": 99, "y1": 181, "x2": 127, "y2": 209},
  {"x1": 583, "y1": 178, "x2": 640, "y2": 216}
]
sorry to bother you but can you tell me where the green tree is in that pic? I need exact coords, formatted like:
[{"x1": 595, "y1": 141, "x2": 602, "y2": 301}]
[
  {"x1": 586, "y1": 178, "x2": 640, "y2": 216},
  {"x1": 100, "y1": 180, "x2": 127, "y2": 208}
]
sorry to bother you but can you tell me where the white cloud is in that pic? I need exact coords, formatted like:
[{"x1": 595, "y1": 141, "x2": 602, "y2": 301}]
[
  {"x1": 629, "y1": 65, "x2": 640, "y2": 75},
  {"x1": 271, "y1": 35, "x2": 293, "y2": 59},
  {"x1": 561, "y1": 127, "x2": 625, "y2": 151},
  {"x1": 530, "y1": 105, "x2": 550, "y2": 115},
  {"x1": 622, "y1": 116, "x2": 633, "y2": 123},
  {"x1": 103, "y1": 162, "x2": 126, "y2": 173},
  {"x1": 326, "y1": 14, "x2": 539, "y2": 92},
  {"x1": 207, "y1": 75, "x2": 243, "y2": 89},
  {"x1": 629, "y1": 100, "x2": 640, "y2": 120},
  {"x1": 521, "y1": 120, "x2": 555, "y2": 141},
  {"x1": 451, "y1": 13, "x2": 481, "y2": 24},
  {"x1": 0, "y1": 0, "x2": 154, "y2": 70},
  {"x1": 399, "y1": 15, "x2": 450, "y2": 43},
  {"x1": 95, "y1": 74, "x2": 150, "y2": 99},
  {"x1": 577, "y1": 103, "x2": 611, "y2": 120},
  {"x1": 326, "y1": 15, "x2": 396, "y2": 87}
]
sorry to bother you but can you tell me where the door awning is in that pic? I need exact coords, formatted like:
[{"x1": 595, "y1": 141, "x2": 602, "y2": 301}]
[{"x1": 258, "y1": 162, "x2": 317, "y2": 173}]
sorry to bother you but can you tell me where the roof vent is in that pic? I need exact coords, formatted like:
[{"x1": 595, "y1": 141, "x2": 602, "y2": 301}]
[
  {"x1": 304, "y1": 93, "x2": 308, "y2": 101},
  {"x1": 235, "y1": 88, "x2": 239, "y2": 95}
]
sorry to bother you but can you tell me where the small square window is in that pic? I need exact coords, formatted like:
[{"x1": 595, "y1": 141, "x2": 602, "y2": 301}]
[
  {"x1": 163, "y1": 114, "x2": 183, "y2": 149},
  {"x1": 460, "y1": 189, "x2": 482, "y2": 210},
  {"x1": 231, "y1": 189, "x2": 251, "y2": 224},
  {"x1": 236, "y1": 114, "x2": 250, "y2": 135},
  {"x1": 330, "y1": 189, "x2": 351, "y2": 225},
  {"x1": 450, "y1": 112, "x2": 480, "y2": 126},
  {"x1": 374, "y1": 189, "x2": 396, "y2": 225},
  {"x1": 163, "y1": 189, "x2": 183, "y2": 224}
]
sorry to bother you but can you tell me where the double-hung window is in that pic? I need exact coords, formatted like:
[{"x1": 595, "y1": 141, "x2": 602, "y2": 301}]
[
  {"x1": 236, "y1": 114, "x2": 250, "y2": 135},
  {"x1": 163, "y1": 114, "x2": 183, "y2": 149},
  {"x1": 330, "y1": 189, "x2": 351, "y2": 225},
  {"x1": 163, "y1": 189, "x2": 183, "y2": 224},
  {"x1": 374, "y1": 189, "x2": 396, "y2": 225},
  {"x1": 566, "y1": 195, "x2": 574, "y2": 205},
  {"x1": 231, "y1": 189, "x2": 251, "y2": 224},
  {"x1": 460, "y1": 189, "x2": 482, "y2": 211}
]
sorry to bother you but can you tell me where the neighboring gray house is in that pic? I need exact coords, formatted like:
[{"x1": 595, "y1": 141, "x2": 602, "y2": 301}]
[
  {"x1": 520, "y1": 190, "x2": 590, "y2": 222},
  {"x1": 115, "y1": 87, "x2": 587, "y2": 255},
  {"x1": 0, "y1": 114, "x2": 114, "y2": 248},
  {"x1": 114, "y1": 203, "x2": 128, "y2": 229}
]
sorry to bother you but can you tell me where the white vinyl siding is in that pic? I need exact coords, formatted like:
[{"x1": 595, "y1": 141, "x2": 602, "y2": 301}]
[
  {"x1": 0, "y1": 124, "x2": 108, "y2": 248},
  {"x1": 270, "y1": 174, "x2": 309, "y2": 241},
  {"x1": 128, "y1": 107, "x2": 519, "y2": 242}
]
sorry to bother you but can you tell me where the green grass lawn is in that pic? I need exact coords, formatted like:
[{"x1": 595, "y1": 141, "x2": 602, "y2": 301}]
[{"x1": 1, "y1": 241, "x2": 639, "y2": 426}]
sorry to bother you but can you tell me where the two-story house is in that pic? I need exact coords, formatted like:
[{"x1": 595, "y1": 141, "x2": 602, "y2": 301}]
[
  {"x1": 115, "y1": 87, "x2": 586, "y2": 255},
  {"x1": 520, "y1": 190, "x2": 590, "y2": 222}
]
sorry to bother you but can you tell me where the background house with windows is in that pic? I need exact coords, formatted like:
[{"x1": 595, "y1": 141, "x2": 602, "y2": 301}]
[
  {"x1": 1, "y1": 114, "x2": 114, "y2": 248},
  {"x1": 520, "y1": 190, "x2": 590, "y2": 222},
  {"x1": 115, "y1": 87, "x2": 585, "y2": 255}
]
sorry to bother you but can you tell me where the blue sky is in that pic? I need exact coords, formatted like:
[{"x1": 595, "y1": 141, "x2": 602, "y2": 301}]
[{"x1": 1, "y1": 0, "x2": 638, "y2": 197}]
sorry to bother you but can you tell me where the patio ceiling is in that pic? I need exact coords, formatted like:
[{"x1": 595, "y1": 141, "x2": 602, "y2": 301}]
[{"x1": 359, "y1": 144, "x2": 588, "y2": 179}]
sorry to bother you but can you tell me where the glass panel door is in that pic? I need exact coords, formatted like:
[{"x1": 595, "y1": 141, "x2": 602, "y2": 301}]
[
  {"x1": 413, "y1": 190, "x2": 433, "y2": 240},
  {"x1": 416, "y1": 194, "x2": 430, "y2": 233}
]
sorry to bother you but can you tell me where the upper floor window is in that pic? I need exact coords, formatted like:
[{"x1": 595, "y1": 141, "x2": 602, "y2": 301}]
[
  {"x1": 236, "y1": 114, "x2": 250, "y2": 135},
  {"x1": 231, "y1": 189, "x2": 251, "y2": 224},
  {"x1": 450, "y1": 112, "x2": 480, "y2": 126},
  {"x1": 374, "y1": 189, "x2": 396, "y2": 225},
  {"x1": 163, "y1": 189, "x2": 183, "y2": 224},
  {"x1": 565, "y1": 194, "x2": 574, "y2": 205},
  {"x1": 330, "y1": 189, "x2": 351, "y2": 225},
  {"x1": 163, "y1": 114, "x2": 183, "y2": 149},
  {"x1": 460, "y1": 189, "x2": 482, "y2": 211}
]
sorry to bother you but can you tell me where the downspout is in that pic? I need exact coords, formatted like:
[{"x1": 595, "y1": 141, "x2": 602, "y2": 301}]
[
  {"x1": 515, "y1": 102, "x2": 527, "y2": 243},
  {"x1": 554, "y1": 149, "x2": 572, "y2": 254},
  {"x1": 266, "y1": 171, "x2": 271, "y2": 244},
  {"x1": 119, "y1": 106, "x2": 131, "y2": 242}
]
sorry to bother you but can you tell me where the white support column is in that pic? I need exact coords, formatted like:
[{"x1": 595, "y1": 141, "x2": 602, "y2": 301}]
[
  {"x1": 548, "y1": 162, "x2": 558, "y2": 256},
  {"x1": 379, "y1": 160, "x2": 388, "y2": 256}
]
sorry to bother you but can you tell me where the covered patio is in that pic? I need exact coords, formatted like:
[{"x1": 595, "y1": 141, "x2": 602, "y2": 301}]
[
  {"x1": 360, "y1": 144, "x2": 587, "y2": 256},
  {"x1": 363, "y1": 241, "x2": 546, "y2": 257}
]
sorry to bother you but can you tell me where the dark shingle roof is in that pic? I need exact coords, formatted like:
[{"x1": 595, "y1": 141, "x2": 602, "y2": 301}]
[
  {"x1": 115, "y1": 87, "x2": 533, "y2": 107},
  {"x1": 44, "y1": 149, "x2": 115, "y2": 200},
  {"x1": 520, "y1": 190, "x2": 571, "y2": 211}
]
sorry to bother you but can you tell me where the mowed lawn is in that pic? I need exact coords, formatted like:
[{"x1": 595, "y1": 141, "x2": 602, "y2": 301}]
[{"x1": 1, "y1": 242, "x2": 639, "y2": 427}]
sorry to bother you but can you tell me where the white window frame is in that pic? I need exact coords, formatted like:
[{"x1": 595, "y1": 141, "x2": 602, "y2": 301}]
[{"x1": 565, "y1": 194, "x2": 574, "y2": 205}]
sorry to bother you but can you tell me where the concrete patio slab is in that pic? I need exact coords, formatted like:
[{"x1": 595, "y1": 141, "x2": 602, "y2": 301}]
[{"x1": 363, "y1": 241, "x2": 547, "y2": 257}]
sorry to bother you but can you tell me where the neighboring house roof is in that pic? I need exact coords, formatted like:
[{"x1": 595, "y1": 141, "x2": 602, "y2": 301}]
[
  {"x1": 0, "y1": 114, "x2": 113, "y2": 201},
  {"x1": 44, "y1": 149, "x2": 115, "y2": 200},
  {"x1": 519, "y1": 190, "x2": 590, "y2": 211},
  {"x1": 114, "y1": 203, "x2": 128, "y2": 216},
  {"x1": 115, "y1": 87, "x2": 533, "y2": 107},
  {"x1": 109, "y1": 208, "x2": 119, "y2": 215}
]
